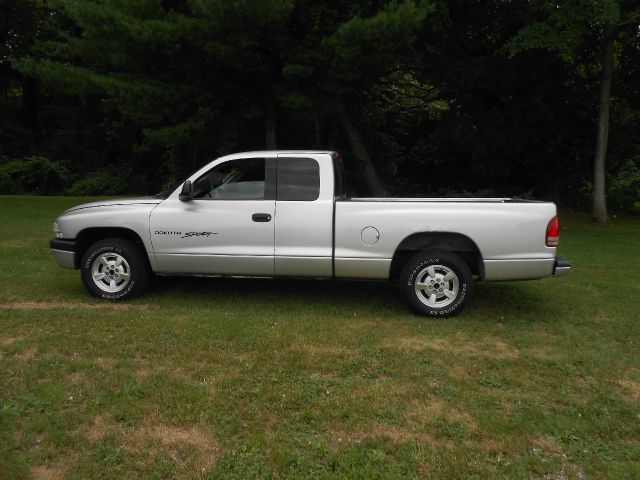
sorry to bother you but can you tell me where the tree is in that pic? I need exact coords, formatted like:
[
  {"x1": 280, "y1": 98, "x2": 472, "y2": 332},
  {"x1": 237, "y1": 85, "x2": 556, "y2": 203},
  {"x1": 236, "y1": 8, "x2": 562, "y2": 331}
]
[
  {"x1": 15, "y1": 0, "x2": 432, "y2": 195},
  {"x1": 0, "y1": 0, "x2": 47, "y2": 155},
  {"x1": 188, "y1": 0, "x2": 296, "y2": 149},
  {"x1": 505, "y1": 0, "x2": 640, "y2": 223},
  {"x1": 326, "y1": 1, "x2": 431, "y2": 195},
  {"x1": 281, "y1": 0, "x2": 432, "y2": 195},
  {"x1": 14, "y1": 0, "x2": 297, "y2": 182}
]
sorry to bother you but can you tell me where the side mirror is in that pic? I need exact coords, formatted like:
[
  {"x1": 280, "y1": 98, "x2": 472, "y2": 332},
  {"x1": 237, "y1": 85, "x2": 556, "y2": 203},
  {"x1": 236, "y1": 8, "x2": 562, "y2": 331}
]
[{"x1": 179, "y1": 180, "x2": 193, "y2": 201}]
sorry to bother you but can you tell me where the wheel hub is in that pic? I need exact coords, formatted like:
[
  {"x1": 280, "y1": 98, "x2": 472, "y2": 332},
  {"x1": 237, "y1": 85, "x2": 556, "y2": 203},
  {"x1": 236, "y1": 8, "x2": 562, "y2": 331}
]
[
  {"x1": 414, "y1": 265, "x2": 460, "y2": 308},
  {"x1": 91, "y1": 253, "x2": 131, "y2": 293}
]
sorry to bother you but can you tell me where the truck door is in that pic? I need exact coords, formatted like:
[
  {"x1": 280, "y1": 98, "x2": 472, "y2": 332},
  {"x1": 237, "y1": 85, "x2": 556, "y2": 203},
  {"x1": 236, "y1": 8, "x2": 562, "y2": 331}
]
[
  {"x1": 274, "y1": 154, "x2": 334, "y2": 277},
  {"x1": 150, "y1": 155, "x2": 276, "y2": 275}
]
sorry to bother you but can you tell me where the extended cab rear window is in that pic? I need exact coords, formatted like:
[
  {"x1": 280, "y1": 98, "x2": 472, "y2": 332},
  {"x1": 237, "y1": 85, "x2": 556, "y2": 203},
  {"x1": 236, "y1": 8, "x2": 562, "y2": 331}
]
[{"x1": 277, "y1": 157, "x2": 320, "y2": 201}]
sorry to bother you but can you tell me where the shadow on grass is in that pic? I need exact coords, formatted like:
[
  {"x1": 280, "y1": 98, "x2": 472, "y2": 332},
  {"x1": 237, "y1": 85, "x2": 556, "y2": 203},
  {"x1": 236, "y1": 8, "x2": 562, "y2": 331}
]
[
  {"x1": 151, "y1": 275, "x2": 397, "y2": 307},
  {"x1": 148, "y1": 275, "x2": 551, "y2": 320}
]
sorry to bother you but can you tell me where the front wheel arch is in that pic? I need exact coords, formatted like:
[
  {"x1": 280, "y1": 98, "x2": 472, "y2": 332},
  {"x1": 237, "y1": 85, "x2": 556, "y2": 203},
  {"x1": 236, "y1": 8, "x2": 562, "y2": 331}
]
[{"x1": 74, "y1": 227, "x2": 149, "y2": 270}]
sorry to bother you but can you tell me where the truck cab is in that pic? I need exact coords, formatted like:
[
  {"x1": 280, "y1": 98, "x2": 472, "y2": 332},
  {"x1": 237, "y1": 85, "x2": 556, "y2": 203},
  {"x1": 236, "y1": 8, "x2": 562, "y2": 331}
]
[{"x1": 149, "y1": 151, "x2": 340, "y2": 277}]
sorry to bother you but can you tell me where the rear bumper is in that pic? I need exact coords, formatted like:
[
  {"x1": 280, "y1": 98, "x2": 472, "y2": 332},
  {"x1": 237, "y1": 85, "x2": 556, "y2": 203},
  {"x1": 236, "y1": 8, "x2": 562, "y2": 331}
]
[
  {"x1": 50, "y1": 238, "x2": 77, "y2": 269},
  {"x1": 553, "y1": 256, "x2": 571, "y2": 277}
]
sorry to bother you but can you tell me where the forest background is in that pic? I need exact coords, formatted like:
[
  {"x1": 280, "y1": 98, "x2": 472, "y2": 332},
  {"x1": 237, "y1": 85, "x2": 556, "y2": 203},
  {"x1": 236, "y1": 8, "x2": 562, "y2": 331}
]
[{"x1": 1, "y1": 0, "x2": 639, "y2": 223}]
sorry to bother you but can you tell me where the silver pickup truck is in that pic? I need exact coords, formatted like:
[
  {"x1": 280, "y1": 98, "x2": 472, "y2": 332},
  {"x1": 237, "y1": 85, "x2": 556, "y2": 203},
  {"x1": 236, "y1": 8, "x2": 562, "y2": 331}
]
[{"x1": 50, "y1": 150, "x2": 571, "y2": 317}]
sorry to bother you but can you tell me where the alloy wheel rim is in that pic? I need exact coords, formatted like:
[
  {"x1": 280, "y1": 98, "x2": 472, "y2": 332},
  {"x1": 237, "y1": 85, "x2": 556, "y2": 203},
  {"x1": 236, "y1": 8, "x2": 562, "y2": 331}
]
[
  {"x1": 414, "y1": 264, "x2": 459, "y2": 308},
  {"x1": 91, "y1": 252, "x2": 131, "y2": 293}
]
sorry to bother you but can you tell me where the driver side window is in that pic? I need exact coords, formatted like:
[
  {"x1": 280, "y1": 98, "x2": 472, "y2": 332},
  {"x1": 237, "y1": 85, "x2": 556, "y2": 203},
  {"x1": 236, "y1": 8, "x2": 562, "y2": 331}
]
[{"x1": 193, "y1": 158, "x2": 265, "y2": 200}]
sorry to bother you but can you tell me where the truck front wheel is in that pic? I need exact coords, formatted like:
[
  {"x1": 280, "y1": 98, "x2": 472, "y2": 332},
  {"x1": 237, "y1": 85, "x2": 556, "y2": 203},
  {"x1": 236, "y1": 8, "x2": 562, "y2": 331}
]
[
  {"x1": 80, "y1": 238, "x2": 150, "y2": 300},
  {"x1": 400, "y1": 250, "x2": 474, "y2": 317}
]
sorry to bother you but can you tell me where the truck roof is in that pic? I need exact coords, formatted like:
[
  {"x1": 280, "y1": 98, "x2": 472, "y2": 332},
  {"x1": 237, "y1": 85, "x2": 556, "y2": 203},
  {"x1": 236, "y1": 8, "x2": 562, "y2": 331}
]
[{"x1": 225, "y1": 150, "x2": 337, "y2": 156}]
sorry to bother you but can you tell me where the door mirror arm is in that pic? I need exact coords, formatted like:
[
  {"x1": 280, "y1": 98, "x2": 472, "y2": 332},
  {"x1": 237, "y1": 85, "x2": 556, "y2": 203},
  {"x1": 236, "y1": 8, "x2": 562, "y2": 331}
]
[{"x1": 179, "y1": 180, "x2": 193, "y2": 201}]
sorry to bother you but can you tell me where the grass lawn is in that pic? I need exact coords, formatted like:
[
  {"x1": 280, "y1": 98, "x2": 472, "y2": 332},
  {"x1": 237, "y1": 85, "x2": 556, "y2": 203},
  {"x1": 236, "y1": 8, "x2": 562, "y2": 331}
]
[{"x1": 1, "y1": 195, "x2": 639, "y2": 479}]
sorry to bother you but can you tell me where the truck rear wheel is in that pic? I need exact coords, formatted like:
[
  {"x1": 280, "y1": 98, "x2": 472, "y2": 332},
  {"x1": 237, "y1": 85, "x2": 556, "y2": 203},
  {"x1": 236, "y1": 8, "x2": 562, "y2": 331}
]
[
  {"x1": 400, "y1": 250, "x2": 474, "y2": 317},
  {"x1": 80, "y1": 238, "x2": 150, "y2": 300}
]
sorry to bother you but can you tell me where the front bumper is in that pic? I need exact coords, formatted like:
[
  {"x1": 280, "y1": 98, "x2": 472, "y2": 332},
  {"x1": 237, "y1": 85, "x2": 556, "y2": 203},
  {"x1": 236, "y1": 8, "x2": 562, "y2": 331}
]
[
  {"x1": 553, "y1": 256, "x2": 572, "y2": 277},
  {"x1": 50, "y1": 238, "x2": 77, "y2": 269}
]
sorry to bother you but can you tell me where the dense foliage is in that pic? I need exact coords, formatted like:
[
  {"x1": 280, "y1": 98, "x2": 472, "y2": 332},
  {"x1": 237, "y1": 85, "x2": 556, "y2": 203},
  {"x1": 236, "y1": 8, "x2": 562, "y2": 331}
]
[{"x1": 1, "y1": 0, "x2": 639, "y2": 218}]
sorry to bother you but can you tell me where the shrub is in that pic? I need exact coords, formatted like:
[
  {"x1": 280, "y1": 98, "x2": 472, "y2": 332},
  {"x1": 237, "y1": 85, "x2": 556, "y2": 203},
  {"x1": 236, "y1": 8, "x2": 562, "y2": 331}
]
[
  {"x1": 66, "y1": 167, "x2": 139, "y2": 196},
  {"x1": 0, "y1": 156, "x2": 71, "y2": 194},
  {"x1": 608, "y1": 159, "x2": 640, "y2": 214}
]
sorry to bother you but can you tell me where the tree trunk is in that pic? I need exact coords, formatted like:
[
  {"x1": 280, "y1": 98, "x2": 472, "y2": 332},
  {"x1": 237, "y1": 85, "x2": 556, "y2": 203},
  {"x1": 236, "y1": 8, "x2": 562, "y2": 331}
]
[
  {"x1": 265, "y1": 97, "x2": 277, "y2": 149},
  {"x1": 592, "y1": 24, "x2": 615, "y2": 224},
  {"x1": 336, "y1": 100, "x2": 388, "y2": 196}
]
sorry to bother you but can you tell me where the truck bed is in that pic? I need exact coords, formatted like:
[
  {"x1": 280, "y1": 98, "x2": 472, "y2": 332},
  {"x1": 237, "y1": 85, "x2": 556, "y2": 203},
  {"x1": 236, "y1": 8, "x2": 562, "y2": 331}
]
[{"x1": 333, "y1": 197, "x2": 557, "y2": 281}]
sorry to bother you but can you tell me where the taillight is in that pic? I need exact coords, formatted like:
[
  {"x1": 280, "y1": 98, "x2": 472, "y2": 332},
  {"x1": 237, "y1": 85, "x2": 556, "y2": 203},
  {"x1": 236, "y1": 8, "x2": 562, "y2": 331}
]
[{"x1": 546, "y1": 216, "x2": 560, "y2": 247}]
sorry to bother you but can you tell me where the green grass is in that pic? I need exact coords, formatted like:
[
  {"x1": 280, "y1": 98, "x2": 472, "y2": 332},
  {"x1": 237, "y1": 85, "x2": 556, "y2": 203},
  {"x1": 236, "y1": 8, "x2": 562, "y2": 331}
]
[{"x1": 1, "y1": 195, "x2": 639, "y2": 479}]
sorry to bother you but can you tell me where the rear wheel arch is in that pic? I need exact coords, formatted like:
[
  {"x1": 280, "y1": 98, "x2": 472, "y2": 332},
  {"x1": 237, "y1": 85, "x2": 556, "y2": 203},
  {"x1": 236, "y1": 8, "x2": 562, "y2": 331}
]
[{"x1": 389, "y1": 232, "x2": 484, "y2": 280}]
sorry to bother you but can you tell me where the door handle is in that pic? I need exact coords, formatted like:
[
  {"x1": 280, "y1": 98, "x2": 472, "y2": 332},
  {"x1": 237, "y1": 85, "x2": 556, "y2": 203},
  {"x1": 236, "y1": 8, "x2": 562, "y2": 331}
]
[{"x1": 252, "y1": 213, "x2": 272, "y2": 222}]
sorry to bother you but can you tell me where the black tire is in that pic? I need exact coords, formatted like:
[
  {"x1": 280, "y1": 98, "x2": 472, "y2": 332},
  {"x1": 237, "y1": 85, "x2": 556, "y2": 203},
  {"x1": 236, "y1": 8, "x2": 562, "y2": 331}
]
[
  {"x1": 80, "y1": 238, "x2": 150, "y2": 300},
  {"x1": 400, "y1": 249, "x2": 474, "y2": 317}
]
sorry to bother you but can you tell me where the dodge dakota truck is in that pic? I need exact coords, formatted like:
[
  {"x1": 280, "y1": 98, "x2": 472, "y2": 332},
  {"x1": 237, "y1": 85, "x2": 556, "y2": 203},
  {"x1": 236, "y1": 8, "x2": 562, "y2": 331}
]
[{"x1": 50, "y1": 150, "x2": 571, "y2": 317}]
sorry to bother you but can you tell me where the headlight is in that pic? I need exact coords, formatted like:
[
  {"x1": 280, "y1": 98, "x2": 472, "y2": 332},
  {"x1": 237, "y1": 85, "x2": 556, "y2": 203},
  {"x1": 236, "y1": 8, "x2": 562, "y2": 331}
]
[{"x1": 53, "y1": 222, "x2": 63, "y2": 238}]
